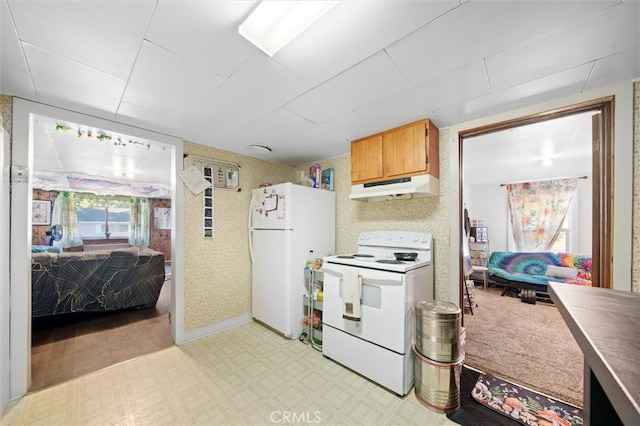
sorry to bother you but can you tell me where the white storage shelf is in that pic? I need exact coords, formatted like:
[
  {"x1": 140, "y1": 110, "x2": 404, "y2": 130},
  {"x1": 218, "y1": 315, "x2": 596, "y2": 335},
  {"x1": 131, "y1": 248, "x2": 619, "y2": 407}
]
[{"x1": 303, "y1": 269, "x2": 323, "y2": 349}]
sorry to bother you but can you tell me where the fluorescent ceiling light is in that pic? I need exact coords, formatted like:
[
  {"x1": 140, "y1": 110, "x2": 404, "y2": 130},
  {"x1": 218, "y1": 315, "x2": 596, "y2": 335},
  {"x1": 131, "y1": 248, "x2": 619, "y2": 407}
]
[{"x1": 239, "y1": 1, "x2": 339, "y2": 56}]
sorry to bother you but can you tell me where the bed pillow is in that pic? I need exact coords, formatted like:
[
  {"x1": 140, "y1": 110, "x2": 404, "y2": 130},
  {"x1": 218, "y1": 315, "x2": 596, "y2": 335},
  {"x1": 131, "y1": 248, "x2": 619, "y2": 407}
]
[{"x1": 545, "y1": 265, "x2": 578, "y2": 279}]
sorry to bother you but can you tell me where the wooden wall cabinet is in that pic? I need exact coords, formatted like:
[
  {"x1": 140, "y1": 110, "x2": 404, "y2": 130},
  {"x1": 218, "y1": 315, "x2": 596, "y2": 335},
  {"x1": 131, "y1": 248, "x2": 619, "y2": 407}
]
[
  {"x1": 351, "y1": 119, "x2": 439, "y2": 185},
  {"x1": 351, "y1": 134, "x2": 383, "y2": 183}
]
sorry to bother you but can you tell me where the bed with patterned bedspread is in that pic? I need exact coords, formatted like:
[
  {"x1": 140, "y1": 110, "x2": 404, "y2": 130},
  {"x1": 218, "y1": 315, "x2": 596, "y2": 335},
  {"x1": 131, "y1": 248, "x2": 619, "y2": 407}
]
[
  {"x1": 487, "y1": 251, "x2": 592, "y2": 303},
  {"x1": 31, "y1": 246, "x2": 166, "y2": 317}
]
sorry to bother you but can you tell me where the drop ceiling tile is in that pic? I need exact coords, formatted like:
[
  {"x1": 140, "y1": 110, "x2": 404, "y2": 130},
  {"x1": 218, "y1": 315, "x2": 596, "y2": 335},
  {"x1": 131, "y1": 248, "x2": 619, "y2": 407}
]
[
  {"x1": 146, "y1": 0, "x2": 255, "y2": 78},
  {"x1": 486, "y1": 1, "x2": 639, "y2": 91},
  {"x1": 357, "y1": 60, "x2": 490, "y2": 130},
  {"x1": 386, "y1": 0, "x2": 618, "y2": 85},
  {"x1": 0, "y1": 0, "x2": 36, "y2": 98},
  {"x1": 288, "y1": 112, "x2": 379, "y2": 158},
  {"x1": 230, "y1": 108, "x2": 316, "y2": 150},
  {"x1": 435, "y1": 63, "x2": 593, "y2": 127},
  {"x1": 8, "y1": 0, "x2": 155, "y2": 79},
  {"x1": 196, "y1": 53, "x2": 311, "y2": 136},
  {"x1": 583, "y1": 48, "x2": 640, "y2": 92},
  {"x1": 259, "y1": 113, "x2": 378, "y2": 165},
  {"x1": 121, "y1": 41, "x2": 224, "y2": 123},
  {"x1": 23, "y1": 44, "x2": 127, "y2": 113},
  {"x1": 116, "y1": 101, "x2": 185, "y2": 132},
  {"x1": 274, "y1": 0, "x2": 459, "y2": 86},
  {"x1": 284, "y1": 51, "x2": 410, "y2": 125},
  {"x1": 299, "y1": 112, "x2": 379, "y2": 145}
]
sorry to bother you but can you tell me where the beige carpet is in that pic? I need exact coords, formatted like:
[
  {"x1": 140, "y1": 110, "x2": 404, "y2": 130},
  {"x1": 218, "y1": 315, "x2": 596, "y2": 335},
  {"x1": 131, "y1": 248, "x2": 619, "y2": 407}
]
[{"x1": 463, "y1": 285, "x2": 584, "y2": 407}]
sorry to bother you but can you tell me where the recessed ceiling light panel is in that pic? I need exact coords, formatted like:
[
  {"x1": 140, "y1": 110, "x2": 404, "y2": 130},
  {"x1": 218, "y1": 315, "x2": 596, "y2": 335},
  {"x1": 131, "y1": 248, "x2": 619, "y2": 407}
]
[{"x1": 239, "y1": 1, "x2": 339, "y2": 56}]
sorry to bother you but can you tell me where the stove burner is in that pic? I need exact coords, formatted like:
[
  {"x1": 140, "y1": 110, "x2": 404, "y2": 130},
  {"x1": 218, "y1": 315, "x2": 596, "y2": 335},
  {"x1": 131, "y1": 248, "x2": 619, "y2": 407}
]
[
  {"x1": 353, "y1": 254, "x2": 374, "y2": 258},
  {"x1": 376, "y1": 259, "x2": 405, "y2": 264},
  {"x1": 337, "y1": 255, "x2": 355, "y2": 259}
]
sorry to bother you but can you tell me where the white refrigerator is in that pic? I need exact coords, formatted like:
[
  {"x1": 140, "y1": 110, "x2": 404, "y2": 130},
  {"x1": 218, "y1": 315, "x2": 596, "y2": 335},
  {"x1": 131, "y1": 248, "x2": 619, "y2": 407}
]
[{"x1": 249, "y1": 182, "x2": 335, "y2": 338}]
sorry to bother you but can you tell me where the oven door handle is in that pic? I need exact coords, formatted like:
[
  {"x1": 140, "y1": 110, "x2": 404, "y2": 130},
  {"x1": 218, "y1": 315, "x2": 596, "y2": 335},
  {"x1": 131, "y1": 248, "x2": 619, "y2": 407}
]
[
  {"x1": 323, "y1": 267, "x2": 405, "y2": 286},
  {"x1": 351, "y1": 276, "x2": 404, "y2": 286}
]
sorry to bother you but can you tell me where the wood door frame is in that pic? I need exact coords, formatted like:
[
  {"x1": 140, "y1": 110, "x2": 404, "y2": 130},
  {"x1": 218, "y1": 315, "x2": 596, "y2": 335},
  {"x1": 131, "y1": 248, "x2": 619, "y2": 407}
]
[{"x1": 458, "y1": 97, "x2": 614, "y2": 308}]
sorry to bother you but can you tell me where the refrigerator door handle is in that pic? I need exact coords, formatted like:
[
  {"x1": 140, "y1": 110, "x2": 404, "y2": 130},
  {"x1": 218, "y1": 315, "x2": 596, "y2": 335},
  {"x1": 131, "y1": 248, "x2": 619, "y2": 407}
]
[
  {"x1": 248, "y1": 198, "x2": 254, "y2": 263},
  {"x1": 249, "y1": 229, "x2": 254, "y2": 263}
]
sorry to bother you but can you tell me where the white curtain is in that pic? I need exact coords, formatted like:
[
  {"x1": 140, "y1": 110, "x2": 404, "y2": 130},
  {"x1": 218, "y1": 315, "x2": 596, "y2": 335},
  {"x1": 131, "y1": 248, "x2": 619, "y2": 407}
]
[
  {"x1": 51, "y1": 192, "x2": 83, "y2": 248},
  {"x1": 129, "y1": 197, "x2": 150, "y2": 246}
]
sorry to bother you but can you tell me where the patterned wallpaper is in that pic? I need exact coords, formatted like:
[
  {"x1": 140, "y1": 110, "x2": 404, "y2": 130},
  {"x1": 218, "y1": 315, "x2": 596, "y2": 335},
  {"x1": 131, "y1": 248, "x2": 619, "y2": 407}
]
[
  {"x1": 182, "y1": 141, "x2": 294, "y2": 331},
  {"x1": 296, "y1": 127, "x2": 453, "y2": 302},
  {"x1": 1, "y1": 95, "x2": 11, "y2": 134}
]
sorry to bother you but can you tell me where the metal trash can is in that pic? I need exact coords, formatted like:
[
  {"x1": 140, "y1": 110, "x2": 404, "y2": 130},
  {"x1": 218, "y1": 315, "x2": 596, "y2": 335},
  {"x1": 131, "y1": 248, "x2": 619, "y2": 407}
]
[
  {"x1": 413, "y1": 300, "x2": 464, "y2": 413},
  {"x1": 415, "y1": 300, "x2": 462, "y2": 363},
  {"x1": 413, "y1": 345, "x2": 463, "y2": 413}
]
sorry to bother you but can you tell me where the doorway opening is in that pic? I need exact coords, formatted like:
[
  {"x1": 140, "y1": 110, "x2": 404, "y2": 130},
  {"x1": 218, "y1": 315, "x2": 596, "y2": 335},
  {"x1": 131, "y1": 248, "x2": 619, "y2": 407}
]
[
  {"x1": 457, "y1": 97, "x2": 614, "y2": 405},
  {"x1": 28, "y1": 113, "x2": 175, "y2": 391},
  {"x1": 459, "y1": 97, "x2": 613, "y2": 298},
  {"x1": 10, "y1": 98, "x2": 184, "y2": 399}
]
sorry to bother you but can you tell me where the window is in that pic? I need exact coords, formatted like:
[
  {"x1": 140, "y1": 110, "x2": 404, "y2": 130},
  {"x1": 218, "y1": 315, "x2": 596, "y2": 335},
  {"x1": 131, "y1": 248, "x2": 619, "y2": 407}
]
[
  {"x1": 550, "y1": 209, "x2": 570, "y2": 253},
  {"x1": 550, "y1": 191, "x2": 581, "y2": 253},
  {"x1": 508, "y1": 196, "x2": 578, "y2": 253},
  {"x1": 76, "y1": 196, "x2": 131, "y2": 238}
]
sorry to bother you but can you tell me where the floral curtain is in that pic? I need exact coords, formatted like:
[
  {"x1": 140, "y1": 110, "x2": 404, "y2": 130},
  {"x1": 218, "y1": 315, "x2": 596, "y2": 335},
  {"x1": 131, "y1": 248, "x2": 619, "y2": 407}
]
[
  {"x1": 506, "y1": 178, "x2": 578, "y2": 252},
  {"x1": 129, "y1": 197, "x2": 150, "y2": 246},
  {"x1": 51, "y1": 192, "x2": 83, "y2": 248}
]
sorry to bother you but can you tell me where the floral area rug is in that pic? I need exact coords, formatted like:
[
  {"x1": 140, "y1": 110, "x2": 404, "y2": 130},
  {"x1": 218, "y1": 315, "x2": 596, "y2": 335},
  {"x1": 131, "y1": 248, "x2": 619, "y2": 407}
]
[{"x1": 471, "y1": 372, "x2": 583, "y2": 425}]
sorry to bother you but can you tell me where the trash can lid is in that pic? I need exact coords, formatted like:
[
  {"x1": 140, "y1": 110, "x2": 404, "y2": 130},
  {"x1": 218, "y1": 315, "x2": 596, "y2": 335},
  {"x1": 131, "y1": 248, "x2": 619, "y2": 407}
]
[{"x1": 415, "y1": 300, "x2": 461, "y2": 316}]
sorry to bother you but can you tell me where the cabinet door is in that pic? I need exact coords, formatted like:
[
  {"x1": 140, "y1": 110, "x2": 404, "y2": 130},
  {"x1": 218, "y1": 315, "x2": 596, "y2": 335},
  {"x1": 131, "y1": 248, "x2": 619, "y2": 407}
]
[
  {"x1": 383, "y1": 121, "x2": 427, "y2": 178},
  {"x1": 351, "y1": 135, "x2": 383, "y2": 183}
]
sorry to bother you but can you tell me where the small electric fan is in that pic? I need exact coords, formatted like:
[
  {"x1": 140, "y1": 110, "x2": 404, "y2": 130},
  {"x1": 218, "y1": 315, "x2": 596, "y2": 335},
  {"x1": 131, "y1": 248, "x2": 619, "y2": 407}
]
[{"x1": 47, "y1": 224, "x2": 63, "y2": 246}]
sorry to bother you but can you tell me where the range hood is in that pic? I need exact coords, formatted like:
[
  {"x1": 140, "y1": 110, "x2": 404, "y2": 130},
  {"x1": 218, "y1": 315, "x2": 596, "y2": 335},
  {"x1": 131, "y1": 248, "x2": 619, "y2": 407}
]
[{"x1": 349, "y1": 174, "x2": 439, "y2": 202}]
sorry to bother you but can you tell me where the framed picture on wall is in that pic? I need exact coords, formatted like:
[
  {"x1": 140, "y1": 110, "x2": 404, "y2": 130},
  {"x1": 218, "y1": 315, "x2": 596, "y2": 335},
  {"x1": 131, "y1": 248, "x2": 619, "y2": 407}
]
[
  {"x1": 154, "y1": 207, "x2": 171, "y2": 230},
  {"x1": 32, "y1": 200, "x2": 51, "y2": 225}
]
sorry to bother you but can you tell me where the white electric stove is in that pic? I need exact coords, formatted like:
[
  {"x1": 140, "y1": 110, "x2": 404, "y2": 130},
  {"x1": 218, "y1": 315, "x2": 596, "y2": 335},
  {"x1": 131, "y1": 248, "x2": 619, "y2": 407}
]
[{"x1": 321, "y1": 230, "x2": 434, "y2": 395}]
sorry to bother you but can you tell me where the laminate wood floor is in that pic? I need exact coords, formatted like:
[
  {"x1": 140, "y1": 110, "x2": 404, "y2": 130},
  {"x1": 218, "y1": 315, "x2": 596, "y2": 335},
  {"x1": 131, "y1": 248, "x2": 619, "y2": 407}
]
[{"x1": 30, "y1": 278, "x2": 173, "y2": 392}]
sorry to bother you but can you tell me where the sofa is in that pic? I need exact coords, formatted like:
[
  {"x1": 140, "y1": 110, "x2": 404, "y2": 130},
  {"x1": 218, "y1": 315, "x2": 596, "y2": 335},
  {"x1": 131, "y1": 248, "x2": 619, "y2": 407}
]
[
  {"x1": 31, "y1": 246, "x2": 166, "y2": 317},
  {"x1": 487, "y1": 251, "x2": 592, "y2": 304},
  {"x1": 31, "y1": 245, "x2": 62, "y2": 253}
]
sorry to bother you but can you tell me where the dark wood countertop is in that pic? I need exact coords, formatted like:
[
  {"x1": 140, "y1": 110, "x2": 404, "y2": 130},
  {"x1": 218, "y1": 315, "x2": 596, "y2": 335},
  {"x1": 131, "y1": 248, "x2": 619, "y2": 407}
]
[{"x1": 549, "y1": 283, "x2": 640, "y2": 425}]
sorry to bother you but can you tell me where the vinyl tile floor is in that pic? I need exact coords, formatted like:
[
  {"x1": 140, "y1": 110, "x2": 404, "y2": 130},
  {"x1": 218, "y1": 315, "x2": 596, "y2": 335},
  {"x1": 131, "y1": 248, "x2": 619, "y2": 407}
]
[{"x1": 2, "y1": 322, "x2": 456, "y2": 425}]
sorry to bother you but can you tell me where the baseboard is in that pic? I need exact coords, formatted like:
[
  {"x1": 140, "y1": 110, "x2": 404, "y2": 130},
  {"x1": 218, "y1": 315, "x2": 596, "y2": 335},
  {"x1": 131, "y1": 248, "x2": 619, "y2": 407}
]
[{"x1": 181, "y1": 313, "x2": 253, "y2": 344}]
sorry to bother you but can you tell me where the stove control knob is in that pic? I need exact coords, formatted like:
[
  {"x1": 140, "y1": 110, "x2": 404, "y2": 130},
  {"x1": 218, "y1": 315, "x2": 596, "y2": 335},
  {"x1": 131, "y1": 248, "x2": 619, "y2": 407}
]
[
  {"x1": 387, "y1": 234, "x2": 393, "y2": 241},
  {"x1": 413, "y1": 235, "x2": 419, "y2": 242}
]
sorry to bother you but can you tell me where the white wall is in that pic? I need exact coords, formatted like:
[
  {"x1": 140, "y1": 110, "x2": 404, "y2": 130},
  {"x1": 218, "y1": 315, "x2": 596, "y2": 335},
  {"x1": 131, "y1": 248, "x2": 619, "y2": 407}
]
[{"x1": 466, "y1": 183, "x2": 508, "y2": 252}]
